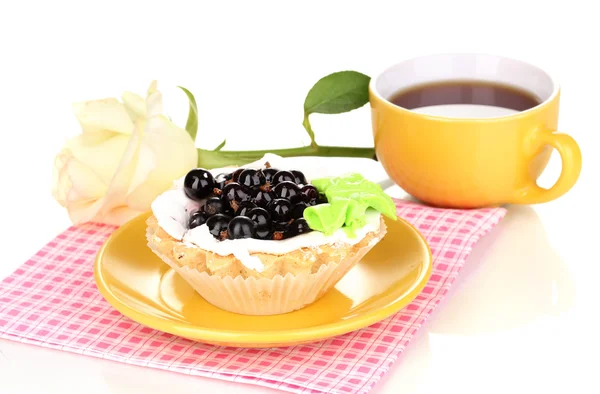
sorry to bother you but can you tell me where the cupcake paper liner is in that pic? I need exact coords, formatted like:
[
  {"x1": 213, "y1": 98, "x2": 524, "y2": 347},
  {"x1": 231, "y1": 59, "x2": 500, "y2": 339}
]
[{"x1": 146, "y1": 225, "x2": 386, "y2": 316}]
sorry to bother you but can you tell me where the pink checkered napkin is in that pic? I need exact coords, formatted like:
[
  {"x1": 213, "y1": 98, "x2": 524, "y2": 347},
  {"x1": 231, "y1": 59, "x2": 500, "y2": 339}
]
[{"x1": 0, "y1": 199, "x2": 505, "y2": 394}]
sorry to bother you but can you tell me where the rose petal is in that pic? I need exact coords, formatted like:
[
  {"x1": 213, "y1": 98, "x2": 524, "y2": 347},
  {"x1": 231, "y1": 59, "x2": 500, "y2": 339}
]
[
  {"x1": 122, "y1": 91, "x2": 146, "y2": 122},
  {"x1": 125, "y1": 116, "x2": 197, "y2": 211},
  {"x1": 51, "y1": 149, "x2": 73, "y2": 206},
  {"x1": 64, "y1": 189, "x2": 142, "y2": 227},
  {"x1": 65, "y1": 198, "x2": 106, "y2": 225},
  {"x1": 126, "y1": 134, "x2": 157, "y2": 196},
  {"x1": 72, "y1": 97, "x2": 134, "y2": 135},
  {"x1": 51, "y1": 147, "x2": 107, "y2": 223},
  {"x1": 147, "y1": 80, "x2": 158, "y2": 95},
  {"x1": 64, "y1": 156, "x2": 107, "y2": 202},
  {"x1": 145, "y1": 80, "x2": 163, "y2": 118},
  {"x1": 115, "y1": 82, "x2": 165, "y2": 196},
  {"x1": 100, "y1": 119, "x2": 144, "y2": 219},
  {"x1": 65, "y1": 132, "x2": 130, "y2": 185}
]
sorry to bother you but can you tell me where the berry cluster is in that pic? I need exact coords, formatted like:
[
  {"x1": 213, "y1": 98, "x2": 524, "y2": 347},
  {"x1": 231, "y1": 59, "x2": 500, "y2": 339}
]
[{"x1": 183, "y1": 166, "x2": 327, "y2": 241}]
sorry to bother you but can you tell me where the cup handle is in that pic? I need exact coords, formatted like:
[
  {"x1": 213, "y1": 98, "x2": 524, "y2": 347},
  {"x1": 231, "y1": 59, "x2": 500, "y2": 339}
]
[{"x1": 515, "y1": 131, "x2": 582, "y2": 204}]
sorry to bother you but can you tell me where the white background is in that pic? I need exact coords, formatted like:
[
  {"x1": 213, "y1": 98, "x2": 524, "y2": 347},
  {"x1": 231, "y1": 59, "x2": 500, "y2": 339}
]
[{"x1": 1, "y1": 1, "x2": 599, "y2": 393}]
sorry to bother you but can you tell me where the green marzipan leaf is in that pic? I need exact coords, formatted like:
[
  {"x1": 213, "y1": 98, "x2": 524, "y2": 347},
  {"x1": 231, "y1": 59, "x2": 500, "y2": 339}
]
[
  {"x1": 177, "y1": 86, "x2": 198, "y2": 141},
  {"x1": 303, "y1": 71, "x2": 371, "y2": 115}
]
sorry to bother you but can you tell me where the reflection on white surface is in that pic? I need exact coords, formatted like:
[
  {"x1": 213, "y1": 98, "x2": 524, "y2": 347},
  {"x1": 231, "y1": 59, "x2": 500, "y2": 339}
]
[
  {"x1": 367, "y1": 202, "x2": 580, "y2": 394},
  {"x1": 429, "y1": 204, "x2": 575, "y2": 335}
]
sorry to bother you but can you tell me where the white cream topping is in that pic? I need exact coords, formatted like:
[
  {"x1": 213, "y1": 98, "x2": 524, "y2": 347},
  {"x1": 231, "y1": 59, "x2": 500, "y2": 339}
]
[
  {"x1": 182, "y1": 209, "x2": 381, "y2": 272},
  {"x1": 151, "y1": 154, "x2": 380, "y2": 272},
  {"x1": 151, "y1": 189, "x2": 201, "y2": 240}
]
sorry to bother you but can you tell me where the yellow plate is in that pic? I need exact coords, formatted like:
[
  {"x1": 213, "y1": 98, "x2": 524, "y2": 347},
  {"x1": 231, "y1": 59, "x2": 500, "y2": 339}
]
[{"x1": 94, "y1": 212, "x2": 432, "y2": 348}]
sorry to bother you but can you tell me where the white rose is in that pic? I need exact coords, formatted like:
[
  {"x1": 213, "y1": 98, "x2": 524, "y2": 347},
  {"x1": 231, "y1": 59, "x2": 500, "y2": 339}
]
[{"x1": 52, "y1": 81, "x2": 198, "y2": 225}]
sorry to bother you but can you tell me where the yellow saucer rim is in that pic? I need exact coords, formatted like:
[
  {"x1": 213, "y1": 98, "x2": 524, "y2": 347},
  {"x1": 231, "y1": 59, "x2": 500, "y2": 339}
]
[{"x1": 94, "y1": 212, "x2": 432, "y2": 346}]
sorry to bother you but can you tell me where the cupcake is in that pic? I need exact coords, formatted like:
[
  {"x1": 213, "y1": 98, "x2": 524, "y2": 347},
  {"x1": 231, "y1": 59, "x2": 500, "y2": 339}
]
[{"x1": 146, "y1": 154, "x2": 397, "y2": 315}]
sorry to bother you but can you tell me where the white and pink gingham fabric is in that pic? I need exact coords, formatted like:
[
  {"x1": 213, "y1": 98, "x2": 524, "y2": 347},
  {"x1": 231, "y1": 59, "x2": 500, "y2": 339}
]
[{"x1": 0, "y1": 199, "x2": 505, "y2": 394}]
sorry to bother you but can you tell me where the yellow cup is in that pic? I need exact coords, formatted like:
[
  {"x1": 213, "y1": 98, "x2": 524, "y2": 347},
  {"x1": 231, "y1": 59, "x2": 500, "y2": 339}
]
[{"x1": 369, "y1": 54, "x2": 582, "y2": 208}]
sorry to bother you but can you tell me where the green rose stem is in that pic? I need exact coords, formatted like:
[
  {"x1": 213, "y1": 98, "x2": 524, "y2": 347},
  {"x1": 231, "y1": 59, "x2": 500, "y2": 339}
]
[
  {"x1": 178, "y1": 70, "x2": 375, "y2": 169},
  {"x1": 195, "y1": 145, "x2": 375, "y2": 169}
]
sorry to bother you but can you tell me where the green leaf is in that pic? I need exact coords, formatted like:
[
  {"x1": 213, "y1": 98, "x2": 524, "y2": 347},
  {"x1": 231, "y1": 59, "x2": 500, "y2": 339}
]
[
  {"x1": 177, "y1": 86, "x2": 198, "y2": 142},
  {"x1": 303, "y1": 71, "x2": 371, "y2": 115},
  {"x1": 214, "y1": 139, "x2": 226, "y2": 151}
]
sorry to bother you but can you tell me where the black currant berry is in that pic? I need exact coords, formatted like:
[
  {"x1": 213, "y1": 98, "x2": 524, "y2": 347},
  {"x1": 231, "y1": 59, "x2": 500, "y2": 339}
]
[
  {"x1": 272, "y1": 170, "x2": 295, "y2": 185},
  {"x1": 231, "y1": 168, "x2": 244, "y2": 182},
  {"x1": 263, "y1": 168, "x2": 279, "y2": 184},
  {"x1": 291, "y1": 170, "x2": 307, "y2": 185},
  {"x1": 268, "y1": 198, "x2": 292, "y2": 223},
  {"x1": 204, "y1": 196, "x2": 224, "y2": 215},
  {"x1": 272, "y1": 221, "x2": 288, "y2": 231},
  {"x1": 291, "y1": 218, "x2": 311, "y2": 235},
  {"x1": 251, "y1": 189, "x2": 275, "y2": 207},
  {"x1": 222, "y1": 182, "x2": 250, "y2": 208},
  {"x1": 219, "y1": 172, "x2": 232, "y2": 181},
  {"x1": 236, "y1": 201, "x2": 257, "y2": 217},
  {"x1": 273, "y1": 181, "x2": 300, "y2": 203},
  {"x1": 188, "y1": 211, "x2": 208, "y2": 229},
  {"x1": 255, "y1": 227, "x2": 272, "y2": 240},
  {"x1": 228, "y1": 216, "x2": 255, "y2": 240},
  {"x1": 239, "y1": 169, "x2": 266, "y2": 188},
  {"x1": 206, "y1": 214, "x2": 231, "y2": 239},
  {"x1": 184, "y1": 169, "x2": 215, "y2": 201},
  {"x1": 300, "y1": 184, "x2": 319, "y2": 203},
  {"x1": 248, "y1": 207, "x2": 272, "y2": 228}
]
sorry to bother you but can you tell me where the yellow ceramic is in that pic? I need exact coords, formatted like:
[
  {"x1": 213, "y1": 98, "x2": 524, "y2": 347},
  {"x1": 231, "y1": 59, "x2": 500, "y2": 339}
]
[
  {"x1": 94, "y1": 212, "x2": 432, "y2": 348},
  {"x1": 370, "y1": 53, "x2": 582, "y2": 209}
]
